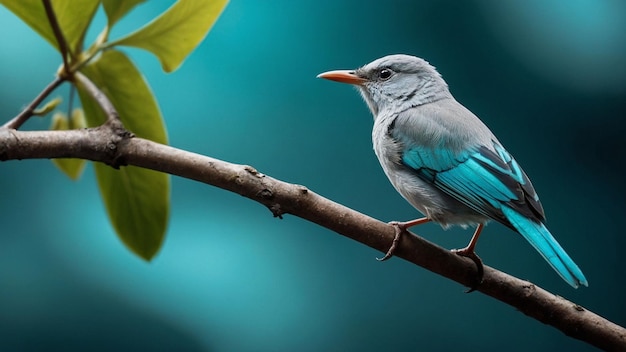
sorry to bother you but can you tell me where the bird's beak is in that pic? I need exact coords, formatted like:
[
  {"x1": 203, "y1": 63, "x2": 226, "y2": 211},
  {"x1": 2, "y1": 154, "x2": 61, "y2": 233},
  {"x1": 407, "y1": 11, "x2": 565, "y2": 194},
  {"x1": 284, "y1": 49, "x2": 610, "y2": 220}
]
[{"x1": 317, "y1": 70, "x2": 366, "y2": 85}]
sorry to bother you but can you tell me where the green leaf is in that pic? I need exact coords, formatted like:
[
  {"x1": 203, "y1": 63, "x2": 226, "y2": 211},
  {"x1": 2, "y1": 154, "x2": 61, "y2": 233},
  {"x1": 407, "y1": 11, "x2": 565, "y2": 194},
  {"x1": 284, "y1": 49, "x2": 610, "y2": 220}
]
[
  {"x1": 92, "y1": 164, "x2": 169, "y2": 260},
  {"x1": 102, "y1": 0, "x2": 146, "y2": 28},
  {"x1": 0, "y1": 0, "x2": 99, "y2": 54},
  {"x1": 76, "y1": 49, "x2": 170, "y2": 260},
  {"x1": 50, "y1": 111, "x2": 69, "y2": 130},
  {"x1": 34, "y1": 97, "x2": 63, "y2": 116},
  {"x1": 69, "y1": 107, "x2": 87, "y2": 129},
  {"x1": 50, "y1": 110, "x2": 87, "y2": 180},
  {"x1": 109, "y1": 0, "x2": 228, "y2": 72}
]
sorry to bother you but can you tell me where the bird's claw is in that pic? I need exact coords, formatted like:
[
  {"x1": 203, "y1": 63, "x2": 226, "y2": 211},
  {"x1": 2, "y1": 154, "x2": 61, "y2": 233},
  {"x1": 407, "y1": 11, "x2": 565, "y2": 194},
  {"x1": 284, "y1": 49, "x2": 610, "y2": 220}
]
[
  {"x1": 377, "y1": 221, "x2": 405, "y2": 261},
  {"x1": 452, "y1": 247, "x2": 484, "y2": 293}
]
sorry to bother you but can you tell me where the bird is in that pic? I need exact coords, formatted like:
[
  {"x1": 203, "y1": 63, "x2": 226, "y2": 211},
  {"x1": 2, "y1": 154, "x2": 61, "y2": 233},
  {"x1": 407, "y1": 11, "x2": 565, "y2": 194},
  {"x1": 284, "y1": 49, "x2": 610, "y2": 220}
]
[{"x1": 317, "y1": 54, "x2": 588, "y2": 289}]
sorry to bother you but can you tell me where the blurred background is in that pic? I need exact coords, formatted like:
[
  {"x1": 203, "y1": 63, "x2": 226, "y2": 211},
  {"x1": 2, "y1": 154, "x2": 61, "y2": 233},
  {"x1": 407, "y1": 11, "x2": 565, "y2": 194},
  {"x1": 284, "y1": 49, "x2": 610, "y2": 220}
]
[{"x1": 1, "y1": 0, "x2": 625, "y2": 351}]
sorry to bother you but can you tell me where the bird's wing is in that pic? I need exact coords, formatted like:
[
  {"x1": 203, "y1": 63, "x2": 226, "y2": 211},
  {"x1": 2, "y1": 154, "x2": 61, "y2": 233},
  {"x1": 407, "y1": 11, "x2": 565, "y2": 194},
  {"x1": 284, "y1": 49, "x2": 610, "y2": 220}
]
[{"x1": 392, "y1": 113, "x2": 545, "y2": 226}]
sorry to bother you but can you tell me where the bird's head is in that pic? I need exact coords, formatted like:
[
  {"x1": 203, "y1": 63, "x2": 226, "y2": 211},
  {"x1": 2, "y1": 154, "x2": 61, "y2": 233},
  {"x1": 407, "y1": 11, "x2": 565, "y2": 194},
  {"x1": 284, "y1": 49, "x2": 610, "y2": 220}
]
[{"x1": 318, "y1": 54, "x2": 451, "y2": 117}]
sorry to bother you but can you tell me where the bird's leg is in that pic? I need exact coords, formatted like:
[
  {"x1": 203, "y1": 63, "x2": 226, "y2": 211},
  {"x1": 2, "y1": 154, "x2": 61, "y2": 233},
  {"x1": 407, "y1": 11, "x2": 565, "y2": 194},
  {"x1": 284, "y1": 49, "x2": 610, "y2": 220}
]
[
  {"x1": 452, "y1": 223, "x2": 485, "y2": 292},
  {"x1": 377, "y1": 217, "x2": 430, "y2": 261}
]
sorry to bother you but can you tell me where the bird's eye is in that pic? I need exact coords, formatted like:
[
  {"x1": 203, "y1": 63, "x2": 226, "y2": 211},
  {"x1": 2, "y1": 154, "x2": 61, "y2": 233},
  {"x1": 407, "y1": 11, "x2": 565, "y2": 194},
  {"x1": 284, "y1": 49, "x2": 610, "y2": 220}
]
[{"x1": 379, "y1": 68, "x2": 393, "y2": 80}]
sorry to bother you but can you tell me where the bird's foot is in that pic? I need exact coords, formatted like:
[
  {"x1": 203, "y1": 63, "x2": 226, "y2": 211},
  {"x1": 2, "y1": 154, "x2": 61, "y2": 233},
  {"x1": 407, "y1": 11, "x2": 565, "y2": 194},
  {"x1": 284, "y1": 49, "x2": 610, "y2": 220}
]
[
  {"x1": 376, "y1": 221, "x2": 406, "y2": 262},
  {"x1": 377, "y1": 218, "x2": 430, "y2": 262},
  {"x1": 451, "y1": 247, "x2": 484, "y2": 293}
]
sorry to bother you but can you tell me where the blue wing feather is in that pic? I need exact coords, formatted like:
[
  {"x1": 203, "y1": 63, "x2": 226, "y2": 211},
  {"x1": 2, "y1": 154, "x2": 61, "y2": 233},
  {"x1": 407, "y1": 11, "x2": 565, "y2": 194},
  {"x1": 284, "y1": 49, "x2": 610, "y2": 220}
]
[
  {"x1": 400, "y1": 140, "x2": 543, "y2": 227},
  {"x1": 397, "y1": 133, "x2": 587, "y2": 287}
]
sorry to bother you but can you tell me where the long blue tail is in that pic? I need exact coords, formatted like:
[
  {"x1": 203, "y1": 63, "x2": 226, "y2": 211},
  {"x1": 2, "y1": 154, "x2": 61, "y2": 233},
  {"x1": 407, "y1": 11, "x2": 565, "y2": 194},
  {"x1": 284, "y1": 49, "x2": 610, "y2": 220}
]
[{"x1": 501, "y1": 206, "x2": 588, "y2": 288}]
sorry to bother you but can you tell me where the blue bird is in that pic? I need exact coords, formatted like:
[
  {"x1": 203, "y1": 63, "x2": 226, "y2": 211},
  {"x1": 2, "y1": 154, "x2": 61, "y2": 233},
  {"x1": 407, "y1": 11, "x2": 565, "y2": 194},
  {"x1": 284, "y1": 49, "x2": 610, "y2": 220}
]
[{"x1": 318, "y1": 54, "x2": 588, "y2": 288}]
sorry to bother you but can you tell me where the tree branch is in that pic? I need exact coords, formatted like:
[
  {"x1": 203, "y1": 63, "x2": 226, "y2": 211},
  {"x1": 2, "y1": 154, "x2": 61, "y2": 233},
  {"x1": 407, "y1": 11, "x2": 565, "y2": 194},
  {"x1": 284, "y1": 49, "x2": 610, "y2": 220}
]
[
  {"x1": 43, "y1": 0, "x2": 70, "y2": 71},
  {"x1": 72, "y1": 72, "x2": 124, "y2": 129},
  {"x1": 2, "y1": 77, "x2": 65, "y2": 130},
  {"x1": 3, "y1": 2, "x2": 71, "y2": 131},
  {"x1": 0, "y1": 128, "x2": 624, "y2": 350}
]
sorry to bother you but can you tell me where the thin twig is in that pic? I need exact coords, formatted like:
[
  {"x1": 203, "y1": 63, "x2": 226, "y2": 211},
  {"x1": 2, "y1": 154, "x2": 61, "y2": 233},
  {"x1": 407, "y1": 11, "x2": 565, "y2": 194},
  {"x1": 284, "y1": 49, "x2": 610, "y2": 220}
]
[
  {"x1": 1, "y1": 77, "x2": 65, "y2": 130},
  {"x1": 42, "y1": 0, "x2": 70, "y2": 72},
  {"x1": 72, "y1": 72, "x2": 123, "y2": 128},
  {"x1": 2, "y1": 0, "x2": 75, "y2": 130},
  {"x1": 68, "y1": 84, "x2": 75, "y2": 114}
]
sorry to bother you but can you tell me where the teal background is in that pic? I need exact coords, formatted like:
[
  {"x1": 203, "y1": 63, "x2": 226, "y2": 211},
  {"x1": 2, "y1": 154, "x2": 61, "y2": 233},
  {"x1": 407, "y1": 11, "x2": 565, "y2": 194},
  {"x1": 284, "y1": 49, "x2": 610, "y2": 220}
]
[{"x1": 1, "y1": 1, "x2": 625, "y2": 351}]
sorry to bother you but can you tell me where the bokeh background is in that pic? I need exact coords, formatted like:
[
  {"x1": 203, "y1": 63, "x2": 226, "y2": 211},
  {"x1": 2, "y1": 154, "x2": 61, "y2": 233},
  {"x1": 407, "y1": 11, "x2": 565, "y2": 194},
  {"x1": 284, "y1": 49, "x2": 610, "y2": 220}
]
[{"x1": 1, "y1": 1, "x2": 625, "y2": 351}]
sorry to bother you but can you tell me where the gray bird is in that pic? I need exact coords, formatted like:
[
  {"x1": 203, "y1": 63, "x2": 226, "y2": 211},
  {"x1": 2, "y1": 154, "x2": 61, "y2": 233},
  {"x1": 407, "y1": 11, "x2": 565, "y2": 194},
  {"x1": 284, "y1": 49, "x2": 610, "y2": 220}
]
[{"x1": 318, "y1": 54, "x2": 587, "y2": 288}]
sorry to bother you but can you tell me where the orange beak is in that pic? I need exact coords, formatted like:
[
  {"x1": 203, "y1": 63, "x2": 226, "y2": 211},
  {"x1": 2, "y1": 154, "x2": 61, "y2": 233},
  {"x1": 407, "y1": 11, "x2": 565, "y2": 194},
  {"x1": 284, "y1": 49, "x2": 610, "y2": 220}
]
[{"x1": 317, "y1": 70, "x2": 366, "y2": 85}]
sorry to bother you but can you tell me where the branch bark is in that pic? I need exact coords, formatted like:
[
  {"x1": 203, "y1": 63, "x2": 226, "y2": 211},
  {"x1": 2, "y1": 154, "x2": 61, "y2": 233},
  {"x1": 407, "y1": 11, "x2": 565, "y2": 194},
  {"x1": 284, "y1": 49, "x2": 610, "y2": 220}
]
[
  {"x1": 43, "y1": 0, "x2": 70, "y2": 70},
  {"x1": 0, "y1": 127, "x2": 624, "y2": 350},
  {"x1": 2, "y1": 77, "x2": 65, "y2": 129}
]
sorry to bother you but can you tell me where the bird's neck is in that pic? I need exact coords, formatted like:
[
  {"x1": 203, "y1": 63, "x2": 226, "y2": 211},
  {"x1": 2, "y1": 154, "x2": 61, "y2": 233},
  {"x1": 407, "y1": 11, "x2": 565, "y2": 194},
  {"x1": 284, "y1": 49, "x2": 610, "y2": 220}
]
[
  {"x1": 406, "y1": 76, "x2": 452, "y2": 108},
  {"x1": 362, "y1": 77, "x2": 452, "y2": 120}
]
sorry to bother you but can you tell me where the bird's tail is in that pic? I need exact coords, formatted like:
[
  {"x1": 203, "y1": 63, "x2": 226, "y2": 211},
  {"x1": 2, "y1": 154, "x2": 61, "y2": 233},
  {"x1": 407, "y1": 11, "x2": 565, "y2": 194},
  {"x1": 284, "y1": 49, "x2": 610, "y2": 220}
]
[{"x1": 501, "y1": 206, "x2": 588, "y2": 288}]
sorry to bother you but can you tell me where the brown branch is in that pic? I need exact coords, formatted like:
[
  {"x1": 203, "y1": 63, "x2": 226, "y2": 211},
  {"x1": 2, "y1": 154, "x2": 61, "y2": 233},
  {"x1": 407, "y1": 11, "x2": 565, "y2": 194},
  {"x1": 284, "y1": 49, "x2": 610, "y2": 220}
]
[
  {"x1": 72, "y1": 72, "x2": 123, "y2": 128},
  {"x1": 3, "y1": 1, "x2": 71, "y2": 131},
  {"x1": 0, "y1": 128, "x2": 624, "y2": 350},
  {"x1": 2, "y1": 77, "x2": 65, "y2": 129},
  {"x1": 42, "y1": 0, "x2": 70, "y2": 71}
]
